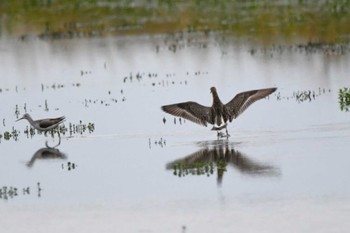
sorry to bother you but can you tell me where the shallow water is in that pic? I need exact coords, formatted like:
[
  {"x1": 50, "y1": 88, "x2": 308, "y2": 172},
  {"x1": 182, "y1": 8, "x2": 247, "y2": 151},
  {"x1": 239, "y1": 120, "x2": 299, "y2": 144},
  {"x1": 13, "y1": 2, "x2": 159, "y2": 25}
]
[{"x1": 0, "y1": 34, "x2": 350, "y2": 232}]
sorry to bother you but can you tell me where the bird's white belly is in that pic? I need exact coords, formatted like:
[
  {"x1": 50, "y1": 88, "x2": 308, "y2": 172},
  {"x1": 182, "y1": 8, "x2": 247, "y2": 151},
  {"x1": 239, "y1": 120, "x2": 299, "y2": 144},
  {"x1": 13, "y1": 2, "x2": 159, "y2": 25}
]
[{"x1": 211, "y1": 116, "x2": 227, "y2": 130}]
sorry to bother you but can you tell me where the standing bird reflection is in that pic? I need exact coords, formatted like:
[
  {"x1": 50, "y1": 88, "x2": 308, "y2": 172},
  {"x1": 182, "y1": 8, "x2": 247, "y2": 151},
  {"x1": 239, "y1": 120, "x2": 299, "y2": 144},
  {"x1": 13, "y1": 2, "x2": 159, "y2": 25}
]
[{"x1": 161, "y1": 87, "x2": 277, "y2": 138}]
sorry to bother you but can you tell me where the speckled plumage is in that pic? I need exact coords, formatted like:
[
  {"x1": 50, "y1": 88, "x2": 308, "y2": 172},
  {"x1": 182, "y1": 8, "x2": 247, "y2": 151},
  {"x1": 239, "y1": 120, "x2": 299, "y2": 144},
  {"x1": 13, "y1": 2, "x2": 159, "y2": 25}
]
[
  {"x1": 161, "y1": 87, "x2": 277, "y2": 137},
  {"x1": 16, "y1": 113, "x2": 65, "y2": 132}
]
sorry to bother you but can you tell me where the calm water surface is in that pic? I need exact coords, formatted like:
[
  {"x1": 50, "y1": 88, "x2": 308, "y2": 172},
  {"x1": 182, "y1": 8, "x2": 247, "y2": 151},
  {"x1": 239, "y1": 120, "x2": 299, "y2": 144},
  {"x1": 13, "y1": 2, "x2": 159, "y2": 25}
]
[{"x1": 0, "y1": 34, "x2": 350, "y2": 232}]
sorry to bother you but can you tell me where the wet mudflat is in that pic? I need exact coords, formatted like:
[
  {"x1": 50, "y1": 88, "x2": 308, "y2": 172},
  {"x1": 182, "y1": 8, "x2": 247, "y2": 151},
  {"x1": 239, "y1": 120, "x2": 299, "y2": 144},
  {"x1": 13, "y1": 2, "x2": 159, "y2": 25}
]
[{"x1": 1, "y1": 1, "x2": 350, "y2": 231}]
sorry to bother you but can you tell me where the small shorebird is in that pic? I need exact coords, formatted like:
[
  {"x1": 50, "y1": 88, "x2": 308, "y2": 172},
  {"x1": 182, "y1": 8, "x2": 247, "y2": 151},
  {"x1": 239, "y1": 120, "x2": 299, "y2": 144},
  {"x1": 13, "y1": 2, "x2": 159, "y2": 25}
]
[
  {"x1": 161, "y1": 87, "x2": 277, "y2": 138},
  {"x1": 16, "y1": 113, "x2": 65, "y2": 135}
]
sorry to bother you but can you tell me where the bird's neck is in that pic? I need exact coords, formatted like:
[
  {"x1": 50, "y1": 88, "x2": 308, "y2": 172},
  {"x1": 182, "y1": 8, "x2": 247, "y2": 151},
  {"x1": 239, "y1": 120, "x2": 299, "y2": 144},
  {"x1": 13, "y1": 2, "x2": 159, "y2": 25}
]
[
  {"x1": 25, "y1": 116, "x2": 35, "y2": 125},
  {"x1": 211, "y1": 91, "x2": 222, "y2": 105}
]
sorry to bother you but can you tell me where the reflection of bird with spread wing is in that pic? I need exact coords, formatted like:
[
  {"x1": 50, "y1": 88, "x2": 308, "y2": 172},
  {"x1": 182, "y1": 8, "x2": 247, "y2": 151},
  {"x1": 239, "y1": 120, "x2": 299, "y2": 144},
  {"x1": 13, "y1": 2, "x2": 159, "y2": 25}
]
[
  {"x1": 27, "y1": 147, "x2": 67, "y2": 168},
  {"x1": 166, "y1": 141, "x2": 279, "y2": 185}
]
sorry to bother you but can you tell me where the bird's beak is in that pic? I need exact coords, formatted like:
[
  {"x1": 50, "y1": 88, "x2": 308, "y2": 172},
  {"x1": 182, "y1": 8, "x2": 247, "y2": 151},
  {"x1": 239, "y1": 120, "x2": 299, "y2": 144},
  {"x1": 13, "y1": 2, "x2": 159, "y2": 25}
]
[{"x1": 16, "y1": 117, "x2": 24, "y2": 122}]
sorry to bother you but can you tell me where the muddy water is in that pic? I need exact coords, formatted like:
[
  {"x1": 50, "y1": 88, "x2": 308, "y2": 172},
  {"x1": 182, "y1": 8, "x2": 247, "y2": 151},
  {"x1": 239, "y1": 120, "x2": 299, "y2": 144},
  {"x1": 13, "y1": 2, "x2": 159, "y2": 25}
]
[{"x1": 0, "y1": 34, "x2": 350, "y2": 233}]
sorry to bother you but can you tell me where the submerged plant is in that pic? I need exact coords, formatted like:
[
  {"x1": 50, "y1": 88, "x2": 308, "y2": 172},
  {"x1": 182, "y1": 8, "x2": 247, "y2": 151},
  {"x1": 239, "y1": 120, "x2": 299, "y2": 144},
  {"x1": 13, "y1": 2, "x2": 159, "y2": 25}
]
[{"x1": 339, "y1": 87, "x2": 350, "y2": 112}]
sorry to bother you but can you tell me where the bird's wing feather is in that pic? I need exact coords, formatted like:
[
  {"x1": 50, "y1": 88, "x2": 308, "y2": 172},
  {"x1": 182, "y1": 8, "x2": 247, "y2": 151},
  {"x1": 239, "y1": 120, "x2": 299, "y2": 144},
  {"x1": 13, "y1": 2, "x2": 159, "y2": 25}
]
[
  {"x1": 225, "y1": 88, "x2": 276, "y2": 119},
  {"x1": 38, "y1": 116, "x2": 65, "y2": 129},
  {"x1": 161, "y1": 102, "x2": 211, "y2": 126}
]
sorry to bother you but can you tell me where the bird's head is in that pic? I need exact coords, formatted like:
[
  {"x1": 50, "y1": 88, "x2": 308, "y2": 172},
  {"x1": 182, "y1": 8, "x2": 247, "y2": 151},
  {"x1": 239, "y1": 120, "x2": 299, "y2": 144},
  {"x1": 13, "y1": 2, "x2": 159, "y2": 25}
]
[
  {"x1": 16, "y1": 113, "x2": 30, "y2": 122},
  {"x1": 210, "y1": 87, "x2": 217, "y2": 93}
]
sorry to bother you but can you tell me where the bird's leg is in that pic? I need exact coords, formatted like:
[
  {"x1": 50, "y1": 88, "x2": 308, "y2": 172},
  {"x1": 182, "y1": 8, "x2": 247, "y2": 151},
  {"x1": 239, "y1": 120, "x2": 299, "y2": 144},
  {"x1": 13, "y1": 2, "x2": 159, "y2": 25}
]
[
  {"x1": 56, "y1": 130, "x2": 61, "y2": 147},
  {"x1": 225, "y1": 126, "x2": 230, "y2": 138},
  {"x1": 45, "y1": 129, "x2": 61, "y2": 148},
  {"x1": 216, "y1": 131, "x2": 226, "y2": 139}
]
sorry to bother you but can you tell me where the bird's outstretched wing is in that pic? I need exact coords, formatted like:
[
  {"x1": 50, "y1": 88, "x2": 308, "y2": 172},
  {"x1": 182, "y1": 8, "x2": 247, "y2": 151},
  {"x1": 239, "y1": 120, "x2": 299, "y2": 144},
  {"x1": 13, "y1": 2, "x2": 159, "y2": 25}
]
[
  {"x1": 161, "y1": 102, "x2": 211, "y2": 126},
  {"x1": 225, "y1": 88, "x2": 277, "y2": 119}
]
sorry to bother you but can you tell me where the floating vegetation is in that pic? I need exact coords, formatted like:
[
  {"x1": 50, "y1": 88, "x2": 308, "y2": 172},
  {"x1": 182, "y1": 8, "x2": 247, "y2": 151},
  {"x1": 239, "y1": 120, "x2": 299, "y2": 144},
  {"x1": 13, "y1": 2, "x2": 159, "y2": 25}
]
[
  {"x1": 0, "y1": 182, "x2": 42, "y2": 201},
  {"x1": 3, "y1": 120, "x2": 96, "y2": 142},
  {"x1": 30, "y1": 121, "x2": 94, "y2": 137},
  {"x1": 80, "y1": 70, "x2": 92, "y2": 76},
  {"x1": 41, "y1": 83, "x2": 81, "y2": 92},
  {"x1": 1, "y1": 127, "x2": 19, "y2": 142},
  {"x1": 0, "y1": 87, "x2": 11, "y2": 93},
  {"x1": 61, "y1": 161, "x2": 77, "y2": 171},
  {"x1": 50, "y1": 121, "x2": 95, "y2": 137},
  {"x1": 162, "y1": 117, "x2": 187, "y2": 126},
  {"x1": 44, "y1": 100, "x2": 49, "y2": 112},
  {"x1": 14, "y1": 105, "x2": 20, "y2": 118},
  {"x1": 149, "y1": 137, "x2": 166, "y2": 149},
  {"x1": 68, "y1": 121, "x2": 95, "y2": 135},
  {"x1": 249, "y1": 42, "x2": 350, "y2": 57},
  {"x1": 0, "y1": 186, "x2": 18, "y2": 200},
  {"x1": 121, "y1": 71, "x2": 190, "y2": 88},
  {"x1": 83, "y1": 98, "x2": 121, "y2": 107},
  {"x1": 3, "y1": 131, "x2": 11, "y2": 140},
  {"x1": 151, "y1": 80, "x2": 188, "y2": 87},
  {"x1": 339, "y1": 87, "x2": 350, "y2": 112},
  {"x1": 82, "y1": 89, "x2": 125, "y2": 107},
  {"x1": 275, "y1": 88, "x2": 331, "y2": 103}
]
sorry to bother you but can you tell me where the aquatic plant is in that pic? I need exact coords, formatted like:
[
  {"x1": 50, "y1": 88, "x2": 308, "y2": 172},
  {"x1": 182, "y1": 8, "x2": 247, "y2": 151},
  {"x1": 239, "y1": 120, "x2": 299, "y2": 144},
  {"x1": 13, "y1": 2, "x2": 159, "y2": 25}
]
[
  {"x1": 0, "y1": 183, "x2": 42, "y2": 201},
  {"x1": 339, "y1": 87, "x2": 350, "y2": 112},
  {"x1": 62, "y1": 161, "x2": 77, "y2": 171},
  {"x1": 149, "y1": 137, "x2": 166, "y2": 149},
  {"x1": 274, "y1": 88, "x2": 331, "y2": 103},
  {"x1": 67, "y1": 121, "x2": 95, "y2": 136},
  {"x1": 3, "y1": 131, "x2": 12, "y2": 140}
]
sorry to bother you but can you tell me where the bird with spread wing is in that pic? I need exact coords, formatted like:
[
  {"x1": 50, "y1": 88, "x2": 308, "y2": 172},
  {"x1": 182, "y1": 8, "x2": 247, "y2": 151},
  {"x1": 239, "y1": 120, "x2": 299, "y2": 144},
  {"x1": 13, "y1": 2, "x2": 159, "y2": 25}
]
[{"x1": 161, "y1": 87, "x2": 277, "y2": 138}]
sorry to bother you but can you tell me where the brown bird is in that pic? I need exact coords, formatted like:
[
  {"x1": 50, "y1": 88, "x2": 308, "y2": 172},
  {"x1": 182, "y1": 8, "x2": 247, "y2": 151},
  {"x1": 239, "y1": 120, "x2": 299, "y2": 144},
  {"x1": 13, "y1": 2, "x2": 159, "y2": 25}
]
[
  {"x1": 161, "y1": 87, "x2": 277, "y2": 138},
  {"x1": 16, "y1": 113, "x2": 65, "y2": 135}
]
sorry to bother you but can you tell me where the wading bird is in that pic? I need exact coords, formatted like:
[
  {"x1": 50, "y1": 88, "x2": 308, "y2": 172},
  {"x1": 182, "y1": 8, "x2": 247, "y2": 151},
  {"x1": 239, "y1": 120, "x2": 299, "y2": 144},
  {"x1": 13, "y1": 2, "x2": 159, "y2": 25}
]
[
  {"x1": 161, "y1": 87, "x2": 277, "y2": 138},
  {"x1": 16, "y1": 113, "x2": 65, "y2": 137}
]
